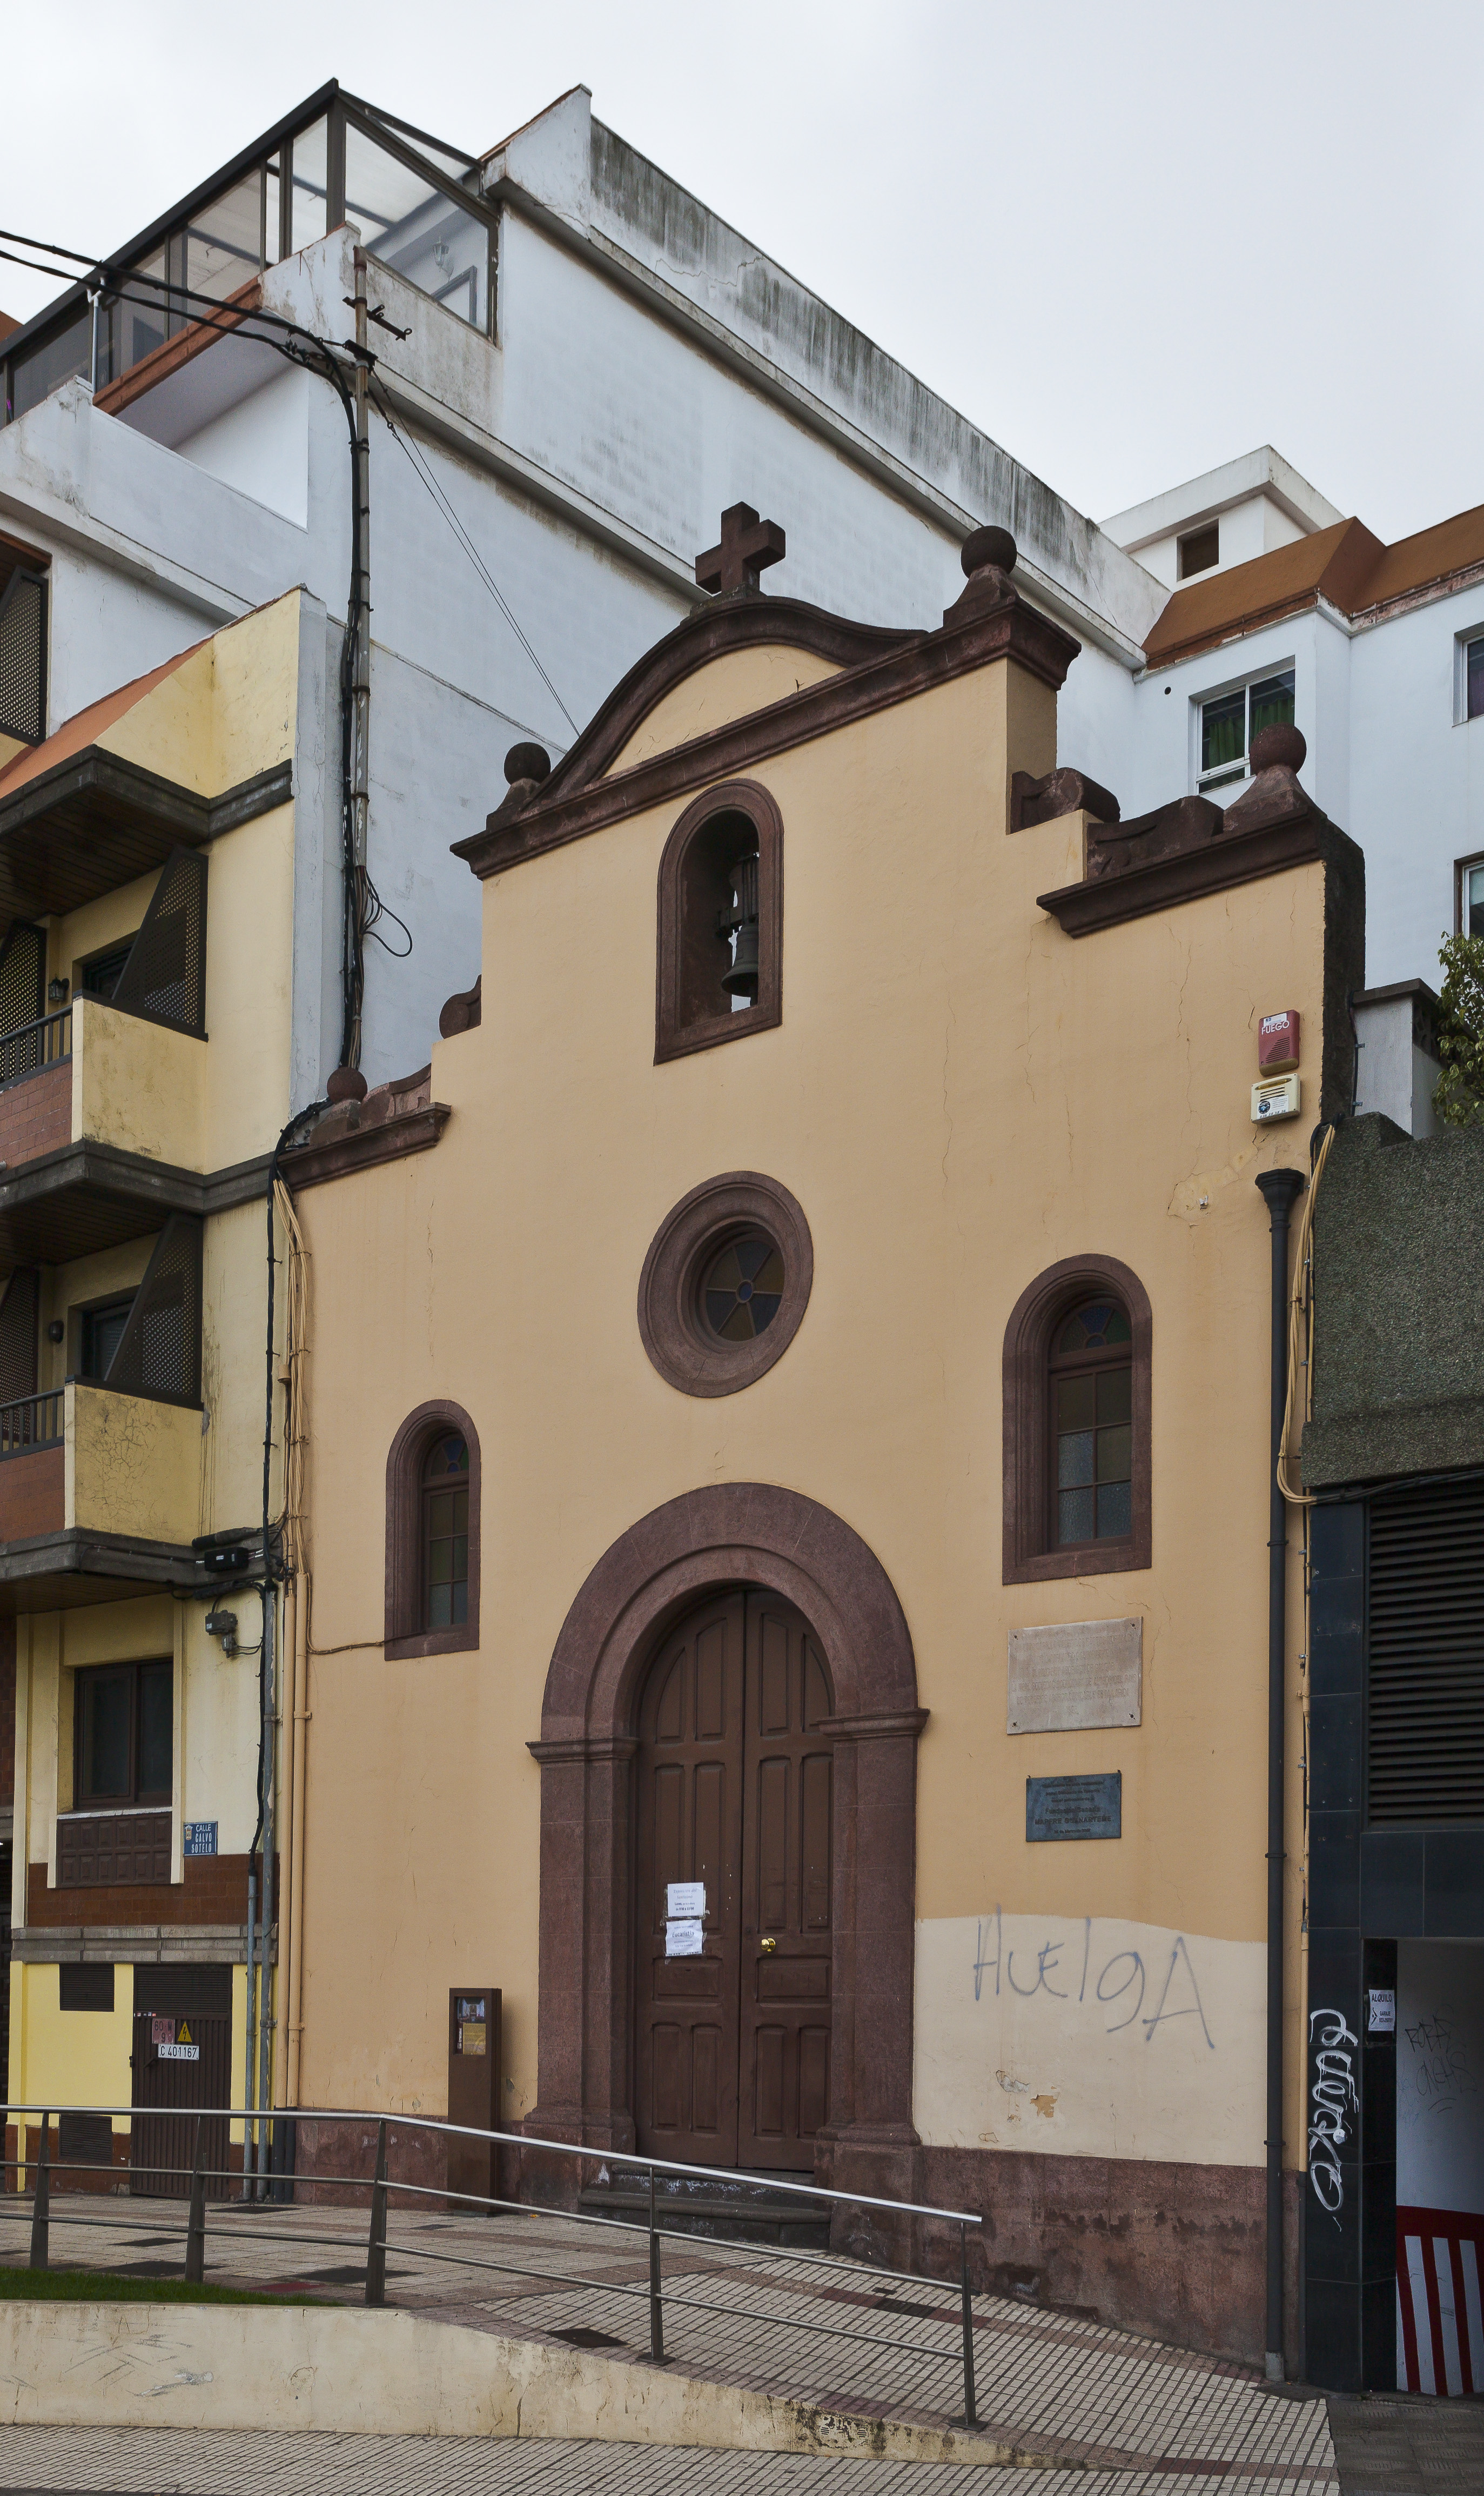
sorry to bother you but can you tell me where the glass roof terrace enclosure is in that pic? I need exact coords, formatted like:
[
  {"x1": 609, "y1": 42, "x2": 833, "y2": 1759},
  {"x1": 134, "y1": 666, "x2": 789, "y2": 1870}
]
[{"x1": 2, "y1": 83, "x2": 494, "y2": 424}]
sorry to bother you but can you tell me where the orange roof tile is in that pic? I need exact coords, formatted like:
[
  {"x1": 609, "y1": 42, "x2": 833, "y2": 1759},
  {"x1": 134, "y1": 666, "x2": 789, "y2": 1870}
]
[{"x1": 1144, "y1": 496, "x2": 1484, "y2": 668}]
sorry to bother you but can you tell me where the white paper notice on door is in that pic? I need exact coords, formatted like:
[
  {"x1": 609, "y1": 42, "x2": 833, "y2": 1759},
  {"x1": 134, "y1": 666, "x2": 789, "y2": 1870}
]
[
  {"x1": 665, "y1": 1918, "x2": 704, "y2": 1958},
  {"x1": 667, "y1": 1882, "x2": 705, "y2": 1919}
]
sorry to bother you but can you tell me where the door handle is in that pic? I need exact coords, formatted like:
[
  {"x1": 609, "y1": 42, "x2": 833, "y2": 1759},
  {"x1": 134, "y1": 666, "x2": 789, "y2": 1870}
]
[{"x1": 760, "y1": 1937, "x2": 777, "y2": 1953}]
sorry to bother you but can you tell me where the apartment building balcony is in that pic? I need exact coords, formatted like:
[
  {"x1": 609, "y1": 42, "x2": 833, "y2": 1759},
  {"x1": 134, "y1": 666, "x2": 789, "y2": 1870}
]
[
  {"x1": 0, "y1": 704, "x2": 289, "y2": 1260},
  {"x1": 0, "y1": 1372, "x2": 204, "y2": 1611},
  {"x1": 0, "y1": 994, "x2": 258, "y2": 1266}
]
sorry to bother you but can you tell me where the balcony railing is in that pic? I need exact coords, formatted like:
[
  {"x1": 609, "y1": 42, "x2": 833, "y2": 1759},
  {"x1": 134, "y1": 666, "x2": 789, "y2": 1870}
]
[
  {"x1": 0, "y1": 1008, "x2": 71, "y2": 1089},
  {"x1": 0, "y1": 1389, "x2": 63, "y2": 1460}
]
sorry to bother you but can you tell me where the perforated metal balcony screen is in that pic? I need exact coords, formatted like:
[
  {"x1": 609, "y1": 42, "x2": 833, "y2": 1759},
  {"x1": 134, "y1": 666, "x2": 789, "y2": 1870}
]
[
  {"x1": 0, "y1": 921, "x2": 44, "y2": 1042},
  {"x1": 104, "y1": 1215, "x2": 203, "y2": 1407},
  {"x1": 0, "y1": 1268, "x2": 39, "y2": 1404},
  {"x1": 1368, "y1": 1473, "x2": 1484, "y2": 1825},
  {"x1": 0, "y1": 571, "x2": 46, "y2": 746},
  {"x1": 111, "y1": 848, "x2": 207, "y2": 1038}
]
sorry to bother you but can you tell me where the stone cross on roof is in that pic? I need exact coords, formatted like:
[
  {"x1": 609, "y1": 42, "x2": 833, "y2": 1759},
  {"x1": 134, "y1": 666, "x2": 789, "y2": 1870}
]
[{"x1": 695, "y1": 503, "x2": 787, "y2": 597}]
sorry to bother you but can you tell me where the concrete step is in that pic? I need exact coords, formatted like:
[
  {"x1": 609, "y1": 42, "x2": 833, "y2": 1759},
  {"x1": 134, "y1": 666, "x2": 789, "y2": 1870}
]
[{"x1": 578, "y1": 2167, "x2": 830, "y2": 2249}]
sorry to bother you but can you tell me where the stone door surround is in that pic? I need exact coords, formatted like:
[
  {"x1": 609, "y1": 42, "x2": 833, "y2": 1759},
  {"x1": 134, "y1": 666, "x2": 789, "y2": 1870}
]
[{"x1": 526, "y1": 1483, "x2": 926, "y2": 2200}]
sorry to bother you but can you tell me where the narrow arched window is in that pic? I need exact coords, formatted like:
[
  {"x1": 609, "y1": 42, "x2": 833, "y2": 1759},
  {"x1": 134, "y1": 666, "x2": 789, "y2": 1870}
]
[
  {"x1": 656, "y1": 779, "x2": 782, "y2": 1061},
  {"x1": 422, "y1": 1433, "x2": 469, "y2": 1628},
  {"x1": 1003, "y1": 1256, "x2": 1151, "y2": 1584},
  {"x1": 1049, "y1": 1300, "x2": 1132, "y2": 1548},
  {"x1": 385, "y1": 1402, "x2": 481, "y2": 1658}
]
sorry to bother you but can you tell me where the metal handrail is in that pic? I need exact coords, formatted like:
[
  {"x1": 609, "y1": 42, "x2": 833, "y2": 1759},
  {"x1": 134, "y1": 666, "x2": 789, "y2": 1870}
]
[
  {"x1": 0, "y1": 1388, "x2": 63, "y2": 1457},
  {"x1": 3, "y1": 2101, "x2": 983, "y2": 2428},
  {"x1": 0, "y1": 1006, "x2": 71, "y2": 1086}
]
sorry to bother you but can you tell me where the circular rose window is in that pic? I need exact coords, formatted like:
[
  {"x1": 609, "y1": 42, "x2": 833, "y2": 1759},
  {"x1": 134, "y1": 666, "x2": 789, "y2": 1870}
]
[
  {"x1": 639, "y1": 1175, "x2": 812, "y2": 1397},
  {"x1": 701, "y1": 1235, "x2": 785, "y2": 1341}
]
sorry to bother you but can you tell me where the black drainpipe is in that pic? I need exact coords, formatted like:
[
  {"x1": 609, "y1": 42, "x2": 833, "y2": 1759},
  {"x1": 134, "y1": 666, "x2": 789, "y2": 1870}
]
[{"x1": 1255, "y1": 1167, "x2": 1305, "y2": 2381}]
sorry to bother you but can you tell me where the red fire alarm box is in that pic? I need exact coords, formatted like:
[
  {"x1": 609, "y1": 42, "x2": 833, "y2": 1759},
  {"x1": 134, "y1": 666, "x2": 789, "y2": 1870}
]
[
  {"x1": 447, "y1": 1987, "x2": 501, "y2": 2210},
  {"x1": 1258, "y1": 1009, "x2": 1300, "y2": 1074}
]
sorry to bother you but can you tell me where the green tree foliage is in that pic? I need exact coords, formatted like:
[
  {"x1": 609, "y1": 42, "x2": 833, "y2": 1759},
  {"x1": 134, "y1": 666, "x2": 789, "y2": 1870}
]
[{"x1": 1434, "y1": 933, "x2": 1484, "y2": 1127}]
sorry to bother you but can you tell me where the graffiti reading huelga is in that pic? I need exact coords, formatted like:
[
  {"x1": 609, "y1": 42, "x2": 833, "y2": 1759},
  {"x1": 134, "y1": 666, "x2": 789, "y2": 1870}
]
[
  {"x1": 972, "y1": 1911, "x2": 1216, "y2": 2047},
  {"x1": 1308, "y1": 2006, "x2": 1359, "y2": 2223}
]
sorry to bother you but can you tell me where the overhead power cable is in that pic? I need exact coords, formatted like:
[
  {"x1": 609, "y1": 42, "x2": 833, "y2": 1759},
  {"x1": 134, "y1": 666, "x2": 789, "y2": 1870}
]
[{"x1": 367, "y1": 370, "x2": 580, "y2": 740}]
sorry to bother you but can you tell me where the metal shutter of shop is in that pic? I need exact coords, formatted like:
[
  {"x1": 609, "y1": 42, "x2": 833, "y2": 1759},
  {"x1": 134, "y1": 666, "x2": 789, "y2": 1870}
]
[{"x1": 1368, "y1": 1474, "x2": 1484, "y2": 1824}]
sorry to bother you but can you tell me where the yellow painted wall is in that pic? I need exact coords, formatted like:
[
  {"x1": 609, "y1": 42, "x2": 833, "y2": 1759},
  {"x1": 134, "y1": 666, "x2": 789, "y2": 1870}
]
[
  {"x1": 71, "y1": 999, "x2": 206, "y2": 1170},
  {"x1": 49, "y1": 591, "x2": 301, "y2": 1175},
  {"x1": 38, "y1": 1241, "x2": 156, "y2": 1394},
  {"x1": 10, "y1": 594, "x2": 301, "y2": 2158},
  {"x1": 8, "y1": 1963, "x2": 252, "y2": 2167},
  {"x1": 96, "y1": 594, "x2": 297, "y2": 799},
  {"x1": 606, "y1": 644, "x2": 843, "y2": 774},
  {"x1": 291, "y1": 644, "x2": 1329, "y2": 2171},
  {"x1": 66, "y1": 1384, "x2": 202, "y2": 1548},
  {"x1": 9, "y1": 1961, "x2": 135, "y2": 2132}
]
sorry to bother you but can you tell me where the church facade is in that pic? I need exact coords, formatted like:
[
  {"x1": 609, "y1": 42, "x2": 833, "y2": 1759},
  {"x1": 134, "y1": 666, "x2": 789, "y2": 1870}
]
[{"x1": 283, "y1": 511, "x2": 1362, "y2": 2363}]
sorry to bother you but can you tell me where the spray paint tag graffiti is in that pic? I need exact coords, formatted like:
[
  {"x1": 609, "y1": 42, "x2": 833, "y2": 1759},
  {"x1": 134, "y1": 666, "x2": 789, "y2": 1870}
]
[{"x1": 1308, "y1": 2006, "x2": 1359, "y2": 2223}]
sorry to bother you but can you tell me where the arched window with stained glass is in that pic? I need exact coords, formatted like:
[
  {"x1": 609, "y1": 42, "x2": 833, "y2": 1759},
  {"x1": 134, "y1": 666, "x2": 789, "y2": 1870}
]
[
  {"x1": 1001, "y1": 1254, "x2": 1151, "y2": 1586},
  {"x1": 1048, "y1": 1299, "x2": 1132, "y2": 1548},
  {"x1": 422, "y1": 1432, "x2": 470, "y2": 1629},
  {"x1": 385, "y1": 1400, "x2": 481, "y2": 1657}
]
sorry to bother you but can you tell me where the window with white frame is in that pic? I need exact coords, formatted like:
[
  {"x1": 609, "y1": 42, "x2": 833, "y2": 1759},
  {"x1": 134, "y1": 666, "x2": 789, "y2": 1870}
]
[
  {"x1": 1460, "y1": 856, "x2": 1484, "y2": 936},
  {"x1": 1197, "y1": 668, "x2": 1295, "y2": 793},
  {"x1": 1466, "y1": 634, "x2": 1484, "y2": 723}
]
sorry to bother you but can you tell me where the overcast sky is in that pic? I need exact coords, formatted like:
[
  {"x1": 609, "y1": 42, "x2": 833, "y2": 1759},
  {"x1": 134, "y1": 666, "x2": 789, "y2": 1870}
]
[{"x1": 5, "y1": 0, "x2": 1478, "y2": 546}]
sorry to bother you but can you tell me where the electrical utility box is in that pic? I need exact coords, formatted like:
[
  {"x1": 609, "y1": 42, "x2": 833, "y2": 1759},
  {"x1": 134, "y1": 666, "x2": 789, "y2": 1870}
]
[{"x1": 447, "y1": 1987, "x2": 501, "y2": 2209}]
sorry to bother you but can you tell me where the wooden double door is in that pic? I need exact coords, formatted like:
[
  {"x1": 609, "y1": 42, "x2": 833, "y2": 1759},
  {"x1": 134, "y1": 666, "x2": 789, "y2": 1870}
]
[{"x1": 635, "y1": 1589, "x2": 834, "y2": 2170}]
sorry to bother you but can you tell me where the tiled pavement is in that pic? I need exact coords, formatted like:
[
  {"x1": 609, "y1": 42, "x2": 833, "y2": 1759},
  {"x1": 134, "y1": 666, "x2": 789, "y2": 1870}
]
[
  {"x1": 1325, "y1": 2394, "x2": 1484, "y2": 2493},
  {"x1": 0, "y1": 2194, "x2": 1342, "y2": 2491}
]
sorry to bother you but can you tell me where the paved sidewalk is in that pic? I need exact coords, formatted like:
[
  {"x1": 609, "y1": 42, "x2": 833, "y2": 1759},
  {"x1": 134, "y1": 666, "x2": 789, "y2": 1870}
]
[
  {"x1": 1, "y1": 2195, "x2": 1337, "y2": 2488},
  {"x1": 1326, "y1": 2394, "x2": 1484, "y2": 2494},
  {"x1": 0, "y1": 2425, "x2": 1310, "y2": 2495}
]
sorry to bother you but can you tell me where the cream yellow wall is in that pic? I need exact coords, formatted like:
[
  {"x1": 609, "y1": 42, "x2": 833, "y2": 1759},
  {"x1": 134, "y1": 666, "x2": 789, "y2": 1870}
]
[
  {"x1": 66, "y1": 1385, "x2": 202, "y2": 1547},
  {"x1": 14, "y1": 1584, "x2": 264, "y2": 1906},
  {"x1": 58, "y1": 869, "x2": 159, "y2": 996},
  {"x1": 293, "y1": 646, "x2": 1327, "y2": 2170},
  {"x1": 5, "y1": 598, "x2": 301, "y2": 2152},
  {"x1": 71, "y1": 999, "x2": 206, "y2": 1171},
  {"x1": 38, "y1": 1240, "x2": 156, "y2": 1393},
  {"x1": 44, "y1": 593, "x2": 301, "y2": 1175},
  {"x1": 7, "y1": 1964, "x2": 252, "y2": 2164},
  {"x1": 606, "y1": 645, "x2": 843, "y2": 774},
  {"x1": 96, "y1": 595, "x2": 297, "y2": 799},
  {"x1": 9, "y1": 1960, "x2": 135, "y2": 2131},
  {"x1": 201, "y1": 1200, "x2": 284, "y2": 1535}
]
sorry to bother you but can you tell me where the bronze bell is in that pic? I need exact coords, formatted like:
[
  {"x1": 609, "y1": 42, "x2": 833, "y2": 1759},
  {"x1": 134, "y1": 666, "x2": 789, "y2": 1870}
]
[{"x1": 717, "y1": 853, "x2": 760, "y2": 1003}]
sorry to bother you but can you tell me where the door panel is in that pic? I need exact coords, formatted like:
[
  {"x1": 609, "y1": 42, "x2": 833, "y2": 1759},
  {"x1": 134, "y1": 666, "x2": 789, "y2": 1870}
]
[
  {"x1": 129, "y1": 2009, "x2": 232, "y2": 2198},
  {"x1": 738, "y1": 1599, "x2": 834, "y2": 2170},
  {"x1": 634, "y1": 1591, "x2": 745, "y2": 2164},
  {"x1": 635, "y1": 1588, "x2": 834, "y2": 2172}
]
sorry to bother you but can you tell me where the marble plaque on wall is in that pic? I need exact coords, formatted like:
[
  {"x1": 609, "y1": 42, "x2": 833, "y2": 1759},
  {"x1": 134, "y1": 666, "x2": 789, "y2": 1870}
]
[{"x1": 1007, "y1": 1618, "x2": 1142, "y2": 1734}]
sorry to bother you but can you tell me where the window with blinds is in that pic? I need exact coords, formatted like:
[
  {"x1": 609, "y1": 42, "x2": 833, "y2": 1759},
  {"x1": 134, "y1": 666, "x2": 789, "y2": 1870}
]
[{"x1": 1368, "y1": 1474, "x2": 1484, "y2": 1825}]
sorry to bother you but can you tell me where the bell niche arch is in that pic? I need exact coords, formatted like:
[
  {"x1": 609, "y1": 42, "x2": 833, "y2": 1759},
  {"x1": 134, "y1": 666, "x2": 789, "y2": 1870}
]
[{"x1": 527, "y1": 1483, "x2": 925, "y2": 2204}]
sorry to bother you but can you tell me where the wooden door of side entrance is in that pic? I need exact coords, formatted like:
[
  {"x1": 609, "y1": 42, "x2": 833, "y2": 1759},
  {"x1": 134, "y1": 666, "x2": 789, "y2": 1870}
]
[{"x1": 634, "y1": 1589, "x2": 834, "y2": 2171}]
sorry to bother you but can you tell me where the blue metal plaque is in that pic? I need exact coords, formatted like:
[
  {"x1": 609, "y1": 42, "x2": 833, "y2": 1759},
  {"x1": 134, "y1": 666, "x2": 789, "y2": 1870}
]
[
  {"x1": 1026, "y1": 1773, "x2": 1121, "y2": 1842},
  {"x1": 183, "y1": 1821, "x2": 218, "y2": 1857}
]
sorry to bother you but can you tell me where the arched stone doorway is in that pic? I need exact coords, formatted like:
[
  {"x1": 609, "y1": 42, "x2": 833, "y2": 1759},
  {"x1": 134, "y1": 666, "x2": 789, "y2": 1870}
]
[
  {"x1": 634, "y1": 1587, "x2": 834, "y2": 2172},
  {"x1": 527, "y1": 1484, "x2": 925, "y2": 2205}
]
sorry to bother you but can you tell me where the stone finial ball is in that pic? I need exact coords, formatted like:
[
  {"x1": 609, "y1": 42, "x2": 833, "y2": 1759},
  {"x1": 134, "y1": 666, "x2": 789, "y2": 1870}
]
[
  {"x1": 1249, "y1": 723, "x2": 1306, "y2": 774},
  {"x1": 961, "y1": 524, "x2": 1017, "y2": 579},
  {"x1": 326, "y1": 1065, "x2": 368, "y2": 1104},
  {"x1": 505, "y1": 741, "x2": 552, "y2": 786}
]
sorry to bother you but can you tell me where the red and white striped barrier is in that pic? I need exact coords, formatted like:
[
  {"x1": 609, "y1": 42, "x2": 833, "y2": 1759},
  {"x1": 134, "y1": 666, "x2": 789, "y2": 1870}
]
[{"x1": 1397, "y1": 2204, "x2": 1484, "y2": 2394}]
